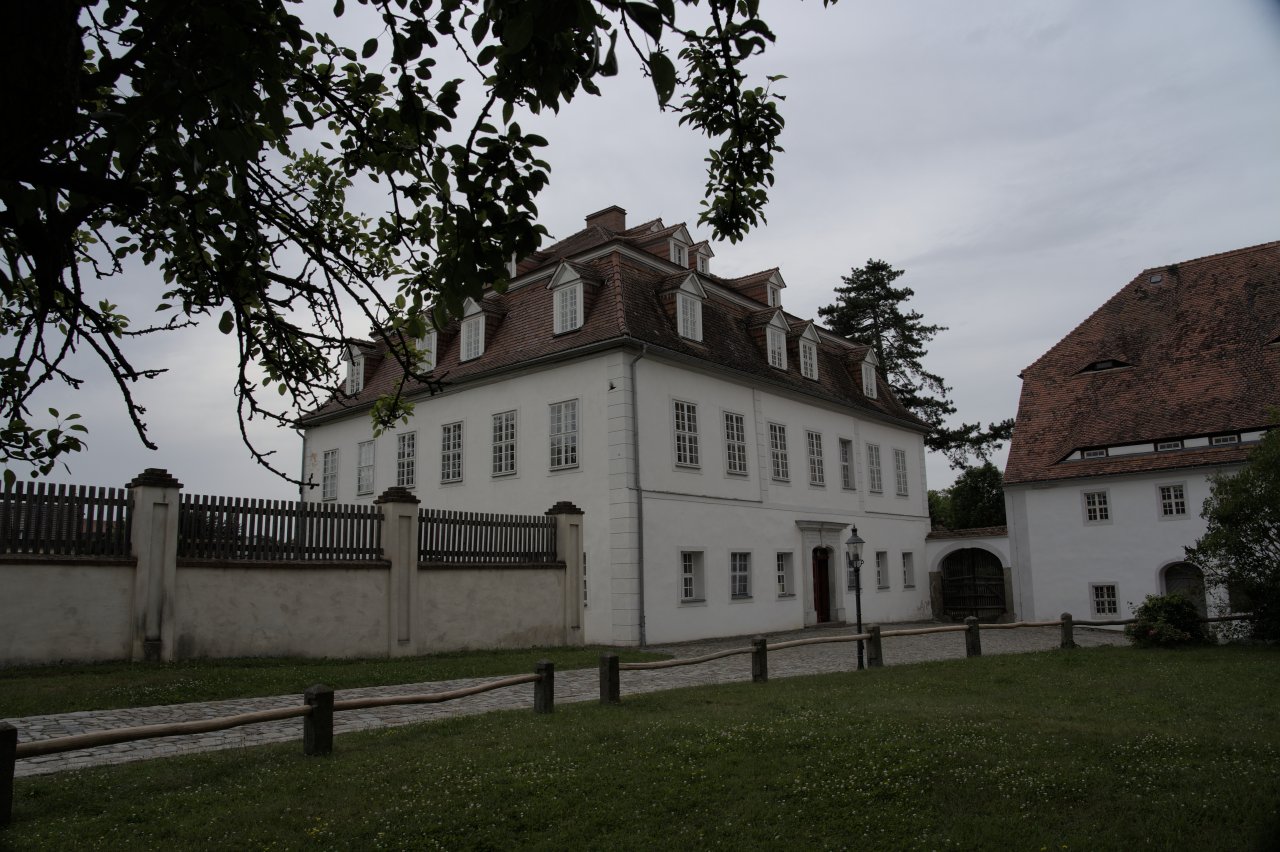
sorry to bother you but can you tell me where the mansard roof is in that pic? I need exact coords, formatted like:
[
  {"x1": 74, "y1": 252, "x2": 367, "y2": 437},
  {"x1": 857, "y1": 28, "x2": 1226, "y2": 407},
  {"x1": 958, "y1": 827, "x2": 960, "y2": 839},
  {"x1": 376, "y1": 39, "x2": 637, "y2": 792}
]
[
  {"x1": 301, "y1": 208, "x2": 925, "y2": 431},
  {"x1": 1004, "y1": 240, "x2": 1280, "y2": 485}
]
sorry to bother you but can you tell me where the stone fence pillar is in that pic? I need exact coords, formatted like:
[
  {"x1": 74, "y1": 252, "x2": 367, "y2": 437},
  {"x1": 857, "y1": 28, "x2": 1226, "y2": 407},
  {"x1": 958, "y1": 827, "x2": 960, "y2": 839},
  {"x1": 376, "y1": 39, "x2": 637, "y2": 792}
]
[
  {"x1": 128, "y1": 469, "x2": 183, "y2": 662},
  {"x1": 546, "y1": 502, "x2": 585, "y2": 646},
  {"x1": 377, "y1": 487, "x2": 421, "y2": 657}
]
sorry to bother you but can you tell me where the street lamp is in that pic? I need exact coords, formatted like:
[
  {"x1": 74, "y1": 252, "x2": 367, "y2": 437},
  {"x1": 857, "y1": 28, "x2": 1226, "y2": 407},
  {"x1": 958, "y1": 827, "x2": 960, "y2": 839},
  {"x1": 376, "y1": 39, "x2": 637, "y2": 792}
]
[{"x1": 845, "y1": 526, "x2": 866, "y2": 671}]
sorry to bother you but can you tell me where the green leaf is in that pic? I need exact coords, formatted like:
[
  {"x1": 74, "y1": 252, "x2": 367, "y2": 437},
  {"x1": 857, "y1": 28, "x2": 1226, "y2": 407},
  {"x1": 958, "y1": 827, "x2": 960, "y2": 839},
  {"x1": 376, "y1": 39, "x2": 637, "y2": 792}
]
[
  {"x1": 503, "y1": 13, "x2": 534, "y2": 54},
  {"x1": 218, "y1": 311, "x2": 234, "y2": 334},
  {"x1": 362, "y1": 38, "x2": 378, "y2": 59},
  {"x1": 649, "y1": 52, "x2": 676, "y2": 106},
  {"x1": 627, "y1": 3, "x2": 664, "y2": 42},
  {"x1": 333, "y1": 0, "x2": 344, "y2": 16}
]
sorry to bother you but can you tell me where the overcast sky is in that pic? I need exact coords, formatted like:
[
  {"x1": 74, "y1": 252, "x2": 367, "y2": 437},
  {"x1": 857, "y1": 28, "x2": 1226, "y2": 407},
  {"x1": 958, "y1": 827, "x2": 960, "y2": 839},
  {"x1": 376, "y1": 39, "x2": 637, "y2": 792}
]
[{"x1": 27, "y1": 0, "x2": 1280, "y2": 498}]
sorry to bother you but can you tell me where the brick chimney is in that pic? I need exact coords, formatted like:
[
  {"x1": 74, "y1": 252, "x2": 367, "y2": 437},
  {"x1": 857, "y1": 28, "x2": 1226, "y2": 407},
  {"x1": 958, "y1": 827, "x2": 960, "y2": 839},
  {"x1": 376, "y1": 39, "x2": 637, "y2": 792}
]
[{"x1": 584, "y1": 205, "x2": 626, "y2": 232}]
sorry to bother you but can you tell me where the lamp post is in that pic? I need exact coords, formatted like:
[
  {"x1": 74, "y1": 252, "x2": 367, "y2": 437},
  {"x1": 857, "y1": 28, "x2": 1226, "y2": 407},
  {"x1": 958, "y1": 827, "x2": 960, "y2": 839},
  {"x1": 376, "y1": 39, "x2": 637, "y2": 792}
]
[{"x1": 845, "y1": 526, "x2": 866, "y2": 671}]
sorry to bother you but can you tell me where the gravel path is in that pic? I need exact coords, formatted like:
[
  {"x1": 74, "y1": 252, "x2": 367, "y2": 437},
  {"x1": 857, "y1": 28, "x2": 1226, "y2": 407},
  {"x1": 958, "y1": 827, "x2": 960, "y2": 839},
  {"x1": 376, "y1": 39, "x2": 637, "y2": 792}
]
[{"x1": 7, "y1": 622, "x2": 1125, "y2": 778}]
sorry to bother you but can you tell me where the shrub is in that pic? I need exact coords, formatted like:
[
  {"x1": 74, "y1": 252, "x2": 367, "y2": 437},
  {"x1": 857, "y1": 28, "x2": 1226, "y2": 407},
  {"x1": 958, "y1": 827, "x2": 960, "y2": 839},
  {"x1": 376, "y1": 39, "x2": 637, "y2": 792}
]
[{"x1": 1125, "y1": 593, "x2": 1211, "y2": 648}]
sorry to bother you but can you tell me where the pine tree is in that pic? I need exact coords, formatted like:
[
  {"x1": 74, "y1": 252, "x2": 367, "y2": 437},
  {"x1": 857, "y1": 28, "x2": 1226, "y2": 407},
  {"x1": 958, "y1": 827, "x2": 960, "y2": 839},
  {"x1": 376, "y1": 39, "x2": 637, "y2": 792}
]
[{"x1": 818, "y1": 259, "x2": 1013, "y2": 468}]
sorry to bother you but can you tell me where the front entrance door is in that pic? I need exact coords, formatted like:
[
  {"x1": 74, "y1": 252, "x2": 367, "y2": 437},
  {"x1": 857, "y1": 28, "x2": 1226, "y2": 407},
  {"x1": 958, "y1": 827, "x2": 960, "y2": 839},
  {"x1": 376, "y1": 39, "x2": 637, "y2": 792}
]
[
  {"x1": 812, "y1": 548, "x2": 831, "y2": 623},
  {"x1": 1163, "y1": 562, "x2": 1207, "y2": 618}
]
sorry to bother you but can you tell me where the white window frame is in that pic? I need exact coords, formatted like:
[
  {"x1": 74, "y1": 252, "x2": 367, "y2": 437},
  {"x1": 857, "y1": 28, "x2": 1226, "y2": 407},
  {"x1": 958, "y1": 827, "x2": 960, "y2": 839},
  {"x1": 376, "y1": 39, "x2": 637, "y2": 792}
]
[
  {"x1": 677, "y1": 292, "x2": 703, "y2": 342},
  {"x1": 1156, "y1": 440, "x2": 1183, "y2": 452},
  {"x1": 356, "y1": 440, "x2": 375, "y2": 496},
  {"x1": 776, "y1": 552, "x2": 795, "y2": 597},
  {"x1": 1082, "y1": 448, "x2": 1107, "y2": 459},
  {"x1": 670, "y1": 241, "x2": 688, "y2": 266},
  {"x1": 1090, "y1": 583, "x2": 1119, "y2": 617},
  {"x1": 862, "y1": 361, "x2": 877, "y2": 398},
  {"x1": 680, "y1": 551, "x2": 705, "y2": 603},
  {"x1": 321, "y1": 449, "x2": 338, "y2": 502},
  {"x1": 730, "y1": 552, "x2": 752, "y2": 599},
  {"x1": 461, "y1": 315, "x2": 485, "y2": 361},
  {"x1": 492, "y1": 410, "x2": 517, "y2": 477},
  {"x1": 806, "y1": 430, "x2": 825, "y2": 486},
  {"x1": 867, "y1": 443, "x2": 883, "y2": 493},
  {"x1": 893, "y1": 448, "x2": 909, "y2": 497},
  {"x1": 553, "y1": 283, "x2": 583, "y2": 335},
  {"x1": 769, "y1": 423, "x2": 790, "y2": 482},
  {"x1": 799, "y1": 339, "x2": 818, "y2": 380},
  {"x1": 396, "y1": 432, "x2": 416, "y2": 489},
  {"x1": 441, "y1": 421, "x2": 463, "y2": 483},
  {"x1": 696, "y1": 253, "x2": 709, "y2": 274},
  {"x1": 1158, "y1": 482, "x2": 1187, "y2": 518},
  {"x1": 1211, "y1": 434, "x2": 1240, "y2": 446},
  {"x1": 767, "y1": 327, "x2": 787, "y2": 370},
  {"x1": 1083, "y1": 490, "x2": 1110, "y2": 524},
  {"x1": 767, "y1": 284, "x2": 780, "y2": 307},
  {"x1": 902, "y1": 552, "x2": 915, "y2": 589},
  {"x1": 875, "y1": 551, "x2": 889, "y2": 590},
  {"x1": 549, "y1": 399, "x2": 579, "y2": 470},
  {"x1": 724, "y1": 411, "x2": 748, "y2": 476},
  {"x1": 673, "y1": 400, "x2": 700, "y2": 468},
  {"x1": 417, "y1": 330, "x2": 437, "y2": 372},
  {"x1": 345, "y1": 352, "x2": 364, "y2": 395},
  {"x1": 839, "y1": 438, "x2": 855, "y2": 490}
]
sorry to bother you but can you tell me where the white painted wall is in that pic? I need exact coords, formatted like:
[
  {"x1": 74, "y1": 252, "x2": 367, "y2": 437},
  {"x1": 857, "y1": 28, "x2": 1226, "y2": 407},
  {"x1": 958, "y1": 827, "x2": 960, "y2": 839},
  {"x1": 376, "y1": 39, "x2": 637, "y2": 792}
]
[
  {"x1": 0, "y1": 561, "x2": 134, "y2": 665},
  {"x1": 418, "y1": 566, "x2": 566, "y2": 651},
  {"x1": 1006, "y1": 466, "x2": 1231, "y2": 623}
]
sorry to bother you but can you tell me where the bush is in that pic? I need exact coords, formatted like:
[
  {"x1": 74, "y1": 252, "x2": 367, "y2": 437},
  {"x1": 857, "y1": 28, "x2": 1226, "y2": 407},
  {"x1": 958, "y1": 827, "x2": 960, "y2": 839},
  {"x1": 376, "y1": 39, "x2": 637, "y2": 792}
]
[{"x1": 1125, "y1": 593, "x2": 1211, "y2": 648}]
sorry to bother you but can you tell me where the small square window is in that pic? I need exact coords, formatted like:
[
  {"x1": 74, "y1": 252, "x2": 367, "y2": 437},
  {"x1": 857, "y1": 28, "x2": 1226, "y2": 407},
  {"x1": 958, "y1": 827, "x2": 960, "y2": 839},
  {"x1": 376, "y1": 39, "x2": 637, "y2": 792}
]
[
  {"x1": 1083, "y1": 490, "x2": 1110, "y2": 523},
  {"x1": 1159, "y1": 484, "x2": 1186, "y2": 517},
  {"x1": 1091, "y1": 583, "x2": 1118, "y2": 617}
]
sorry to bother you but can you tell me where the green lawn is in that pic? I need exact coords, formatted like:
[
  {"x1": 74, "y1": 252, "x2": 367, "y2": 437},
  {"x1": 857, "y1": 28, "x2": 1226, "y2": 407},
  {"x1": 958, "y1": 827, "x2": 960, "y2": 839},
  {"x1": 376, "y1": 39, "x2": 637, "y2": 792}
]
[
  {"x1": 5, "y1": 645, "x2": 1278, "y2": 850},
  {"x1": 0, "y1": 646, "x2": 668, "y2": 717}
]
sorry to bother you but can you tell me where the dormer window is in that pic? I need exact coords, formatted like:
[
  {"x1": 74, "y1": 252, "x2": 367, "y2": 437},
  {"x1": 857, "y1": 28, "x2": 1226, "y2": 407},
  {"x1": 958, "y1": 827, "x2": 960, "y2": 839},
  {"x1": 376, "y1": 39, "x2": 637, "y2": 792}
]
[
  {"x1": 767, "y1": 327, "x2": 786, "y2": 370},
  {"x1": 461, "y1": 316, "x2": 484, "y2": 361},
  {"x1": 1078, "y1": 358, "x2": 1132, "y2": 374},
  {"x1": 696, "y1": 254, "x2": 709, "y2": 274},
  {"x1": 800, "y1": 339, "x2": 818, "y2": 380},
  {"x1": 678, "y1": 292, "x2": 702, "y2": 341},
  {"x1": 1081, "y1": 448, "x2": 1107, "y2": 459},
  {"x1": 1156, "y1": 440, "x2": 1183, "y2": 452},
  {"x1": 670, "y1": 240, "x2": 688, "y2": 266},
  {"x1": 862, "y1": 361, "x2": 877, "y2": 399},
  {"x1": 417, "y1": 330, "x2": 437, "y2": 372},
  {"x1": 345, "y1": 350, "x2": 364, "y2": 395},
  {"x1": 768, "y1": 284, "x2": 781, "y2": 307},
  {"x1": 1211, "y1": 434, "x2": 1240, "y2": 446},
  {"x1": 553, "y1": 282, "x2": 583, "y2": 334}
]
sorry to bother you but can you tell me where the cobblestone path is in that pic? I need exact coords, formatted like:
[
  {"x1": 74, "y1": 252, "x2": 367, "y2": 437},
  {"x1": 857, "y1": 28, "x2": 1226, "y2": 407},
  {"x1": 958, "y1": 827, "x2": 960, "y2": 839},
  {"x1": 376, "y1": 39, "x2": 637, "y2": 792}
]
[{"x1": 8, "y1": 623, "x2": 1125, "y2": 778}]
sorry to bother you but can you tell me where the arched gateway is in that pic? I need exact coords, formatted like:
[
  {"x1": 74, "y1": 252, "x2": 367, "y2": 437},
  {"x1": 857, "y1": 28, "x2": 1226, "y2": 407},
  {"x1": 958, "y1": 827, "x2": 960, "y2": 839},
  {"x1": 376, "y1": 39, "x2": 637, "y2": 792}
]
[{"x1": 940, "y1": 547, "x2": 1007, "y2": 621}]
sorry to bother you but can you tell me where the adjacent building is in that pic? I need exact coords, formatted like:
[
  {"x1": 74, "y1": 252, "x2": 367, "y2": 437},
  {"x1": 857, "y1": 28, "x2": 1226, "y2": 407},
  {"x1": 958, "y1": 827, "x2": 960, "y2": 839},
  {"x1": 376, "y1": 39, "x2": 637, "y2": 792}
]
[
  {"x1": 299, "y1": 206, "x2": 933, "y2": 645},
  {"x1": 1004, "y1": 241, "x2": 1280, "y2": 622}
]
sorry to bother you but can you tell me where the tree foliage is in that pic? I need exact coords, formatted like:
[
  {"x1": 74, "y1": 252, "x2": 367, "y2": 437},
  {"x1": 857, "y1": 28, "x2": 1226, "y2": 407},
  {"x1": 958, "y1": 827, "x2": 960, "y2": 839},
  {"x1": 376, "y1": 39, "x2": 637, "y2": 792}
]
[
  {"x1": 927, "y1": 462, "x2": 1007, "y2": 530},
  {"x1": 0, "y1": 0, "x2": 807, "y2": 483},
  {"x1": 818, "y1": 259, "x2": 1012, "y2": 468},
  {"x1": 1185, "y1": 425, "x2": 1280, "y2": 641}
]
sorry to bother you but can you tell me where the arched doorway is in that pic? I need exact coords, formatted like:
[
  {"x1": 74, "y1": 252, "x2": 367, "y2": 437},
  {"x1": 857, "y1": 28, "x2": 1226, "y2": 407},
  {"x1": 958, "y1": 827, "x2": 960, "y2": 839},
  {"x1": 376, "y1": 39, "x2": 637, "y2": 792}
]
[
  {"x1": 812, "y1": 547, "x2": 832, "y2": 624},
  {"x1": 940, "y1": 548, "x2": 1006, "y2": 621},
  {"x1": 1162, "y1": 562, "x2": 1207, "y2": 618}
]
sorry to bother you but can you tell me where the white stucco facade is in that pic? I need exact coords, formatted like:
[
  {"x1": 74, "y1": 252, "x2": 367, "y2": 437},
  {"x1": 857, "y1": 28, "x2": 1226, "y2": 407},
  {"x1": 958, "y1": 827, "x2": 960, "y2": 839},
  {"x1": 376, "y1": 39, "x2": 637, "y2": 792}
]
[{"x1": 302, "y1": 347, "x2": 932, "y2": 645}]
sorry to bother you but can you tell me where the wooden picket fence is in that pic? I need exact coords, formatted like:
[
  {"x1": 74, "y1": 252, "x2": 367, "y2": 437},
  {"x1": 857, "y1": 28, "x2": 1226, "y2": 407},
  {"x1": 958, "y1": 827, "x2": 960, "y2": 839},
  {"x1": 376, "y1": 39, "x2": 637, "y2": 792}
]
[
  {"x1": 418, "y1": 508, "x2": 557, "y2": 564},
  {"x1": 0, "y1": 482, "x2": 131, "y2": 558},
  {"x1": 176, "y1": 495, "x2": 382, "y2": 562}
]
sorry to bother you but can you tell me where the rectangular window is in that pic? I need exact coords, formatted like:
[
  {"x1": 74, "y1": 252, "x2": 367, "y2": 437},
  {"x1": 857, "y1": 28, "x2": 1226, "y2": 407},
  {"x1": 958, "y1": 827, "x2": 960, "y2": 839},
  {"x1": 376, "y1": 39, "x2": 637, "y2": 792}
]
[
  {"x1": 1156, "y1": 440, "x2": 1183, "y2": 452},
  {"x1": 321, "y1": 449, "x2": 338, "y2": 501},
  {"x1": 875, "y1": 551, "x2": 889, "y2": 589},
  {"x1": 769, "y1": 423, "x2": 789, "y2": 481},
  {"x1": 724, "y1": 412, "x2": 748, "y2": 475},
  {"x1": 800, "y1": 340, "x2": 818, "y2": 379},
  {"x1": 1159, "y1": 484, "x2": 1186, "y2": 517},
  {"x1": 417, "y1": 330, "x2": 436, "y2": 372},
  {"x1": 1082, "y1": 448, "x2": 1107, "y2": 459},
  {"x1": 893, "y1": 448, "x2": 909, "y2": 497},
  {"x1": 492, "y1": 410, "x2": 517, "y2": 476},
  {"x1": 673, "y1": 400, "x2": 700, "y2": 467},
  {"x1": 862, "y1": 362, "x2": 877, "y2": 398},
  {"x1": 806, "y1": 431, "x2": 825, "y2": 486},
  {"x1": 767, "y1": 327, "x2": 787, "y2": 369},
  {"x1": 678, "y1": 293, "x2": 702, "y2": 341},
  {"x1": 731, "y1": 552, "x2": 752, "y2": 599},
  {"x1": 776, "y1": 552, "x2": 794, "y2": 597},
  {"x1": 1211, "y1": 434, "x2": 1240, "y2": 446},
  {"x1": 553, "y1": 285, "x2": 581, "y2": 334},
  {"x1": 902, "y1": 552, "x2": 915, "y2": 589},
  {"x1": 356, "y1": 440, "x2": 375, "y2": 495},
  {"x1": 345, "y1": 354, "x2": 364, "y2": 395},
  {"x1": 839, "y1": 439, "x2": 855, "y2": 489},
  {"x1": 680, "y1": 551, "x2": 704, "y2": 602},
  {"x1": 767, "y1": 284, "x2": 780, "y2": 307},
  {"x1": 1083, "y1": 490, "x2": 1110, "y2": 523},
  {"x1": 1091, "y1": 583, "x2": 1118, "y2": 616},
  {"x1": 396, "y1": 432, "x2": 416, "y2": 489},
  {"x1": 549, "y1": 400, "x2": 578, "y2": 470},
  {"x1": 671, "y1": 241, "x2": 688, "y2": 266},
  {"x1": 461, "y1": 316, "x2": 484, "y2": 361},
  {"x1": 867, "y1": 444, "x2": 883, "y2": 493},
  {"x1": 441, "y1": 422, "x2": 463, "y2": 483}
]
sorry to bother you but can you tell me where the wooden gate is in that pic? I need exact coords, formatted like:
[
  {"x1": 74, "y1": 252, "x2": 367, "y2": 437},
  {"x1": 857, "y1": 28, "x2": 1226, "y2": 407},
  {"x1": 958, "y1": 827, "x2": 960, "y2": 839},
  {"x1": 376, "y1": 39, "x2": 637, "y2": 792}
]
[{"x1": 940, "y1": 548, "x2": 1006, "y2": 621}]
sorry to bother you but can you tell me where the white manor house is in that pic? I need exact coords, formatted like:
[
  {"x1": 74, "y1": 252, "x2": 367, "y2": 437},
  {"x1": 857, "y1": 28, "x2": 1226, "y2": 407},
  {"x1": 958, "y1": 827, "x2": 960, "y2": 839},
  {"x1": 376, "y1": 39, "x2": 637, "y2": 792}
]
[{"x1": 299, "y1": 206, "x2": 933, "y2": 645}]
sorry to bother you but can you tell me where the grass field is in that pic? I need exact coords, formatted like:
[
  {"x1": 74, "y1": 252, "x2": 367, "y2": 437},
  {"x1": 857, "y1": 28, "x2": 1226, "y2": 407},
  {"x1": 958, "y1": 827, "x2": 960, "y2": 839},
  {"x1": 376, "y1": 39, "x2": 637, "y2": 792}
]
[
  {"x1": 0, "y1": 646, "x2": 669, "y2": 718},
  {"x1": 4, "y1": 645, "x2": 1278, "y2": 850}
]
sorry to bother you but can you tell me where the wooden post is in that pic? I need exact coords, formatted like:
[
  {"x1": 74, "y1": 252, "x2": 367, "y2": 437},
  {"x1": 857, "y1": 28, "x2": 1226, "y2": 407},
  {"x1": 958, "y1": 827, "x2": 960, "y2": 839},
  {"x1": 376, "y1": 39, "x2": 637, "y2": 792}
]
[
  {"x1": 867, "y1": 625, "x2": 884, "y2": 668},
  {"x1": 751, "y1": 635, "x2": 768, "y2": 683},
  {"x1": 964, "y1": 616, "x2": 982, "y2": 657},
  {"x1": 534, "y1": 660, "x2": 555, "y2": 714},
  {"x1": 599, "y1": 653, "x2": 620, "y2": 705},
  {"x1": 0, "y1": 722, "x2": 15, "y2": 827},
  {"x1": 1060, "y1": 612, "x2": 1077, "y2": 649},
  {"x1": 304, "y1": 684, "x2": 334, "y2": 756}
]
